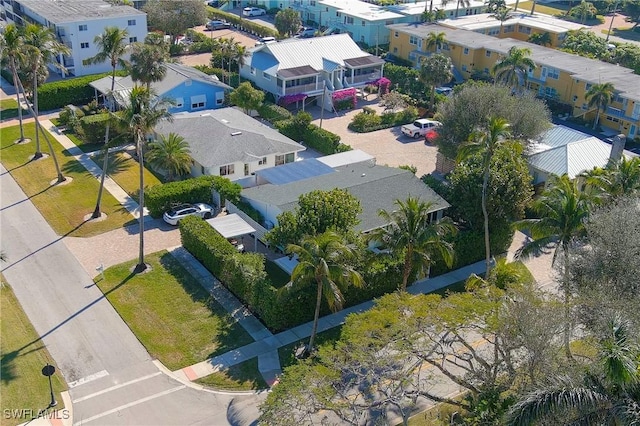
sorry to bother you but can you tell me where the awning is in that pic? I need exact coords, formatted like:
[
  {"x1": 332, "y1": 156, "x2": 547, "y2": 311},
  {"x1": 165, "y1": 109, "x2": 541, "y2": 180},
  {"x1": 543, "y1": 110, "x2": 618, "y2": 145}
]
[{"x1": 206, "y1": 213, "x2": 256, "y2": 239}]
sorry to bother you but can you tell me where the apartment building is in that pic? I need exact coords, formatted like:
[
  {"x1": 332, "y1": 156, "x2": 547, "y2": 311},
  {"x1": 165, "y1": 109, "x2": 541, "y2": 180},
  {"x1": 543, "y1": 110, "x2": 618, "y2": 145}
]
[
  {"x1": 387, "y1": 23, "x2": 640, "y2": 139},
  {"x1": 1, "y1": 0, "x2": 146, "y2": 78}
]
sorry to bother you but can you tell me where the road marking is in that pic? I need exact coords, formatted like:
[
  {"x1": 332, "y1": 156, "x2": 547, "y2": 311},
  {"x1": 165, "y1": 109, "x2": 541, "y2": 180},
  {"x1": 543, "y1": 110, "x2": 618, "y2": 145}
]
[
  {"x1": 68, "y1": 370, "x2": 109, "y2": 388},
  {"x1": 72, "y1": 372, "x2": 163, "y2": 403},
  {"x1": 73, "y1": 385, "x2": 186, "y2": 425}
]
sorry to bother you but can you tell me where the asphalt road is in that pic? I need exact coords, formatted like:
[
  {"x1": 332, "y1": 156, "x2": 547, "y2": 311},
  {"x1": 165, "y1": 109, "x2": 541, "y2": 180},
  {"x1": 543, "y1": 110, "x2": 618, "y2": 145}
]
[{"x1": 0, "y1": 164, "x2": 264, "y2": 425}]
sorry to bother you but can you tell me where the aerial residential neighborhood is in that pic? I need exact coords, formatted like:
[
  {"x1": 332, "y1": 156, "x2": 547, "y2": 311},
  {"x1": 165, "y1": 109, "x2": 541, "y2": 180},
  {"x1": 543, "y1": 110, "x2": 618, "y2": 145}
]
[{"x1": 1, "y1": 0, "x2": 639, "y2": 425}]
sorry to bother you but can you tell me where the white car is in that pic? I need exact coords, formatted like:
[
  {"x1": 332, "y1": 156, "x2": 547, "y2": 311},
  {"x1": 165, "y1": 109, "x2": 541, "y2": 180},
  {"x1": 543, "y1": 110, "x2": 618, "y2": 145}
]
[
  {"x1": 243, "y1": 7, "x2": 266, "y2": 16},
  {"x1": 163, "y1": 203, "x2": 214, "y2": 225},
  {"x1": 401, "y1": 119, "x2": 442, "y2": 139}
]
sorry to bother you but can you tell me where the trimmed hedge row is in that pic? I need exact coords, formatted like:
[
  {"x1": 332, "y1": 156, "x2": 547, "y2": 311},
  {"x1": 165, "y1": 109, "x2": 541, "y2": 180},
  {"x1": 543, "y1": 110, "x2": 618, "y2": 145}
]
[
  {"x1": 37, "y1": 71, "x2": 128, "y2": 111},
  {"x1": 144, "y1": 175, "x2": 241, "y2": 217},
  {"x1": 276, "y1": 120, "x2": 351, "y2": 155},
  {"x1": 208, "y1": 9, "x2": 278, "y2": 38},
  {"x1": 80, "y1": 113, "x2": 110, "y2": 144},
  {"x1": 257, "y1": 103, "x2": 292, "y2": 123}
]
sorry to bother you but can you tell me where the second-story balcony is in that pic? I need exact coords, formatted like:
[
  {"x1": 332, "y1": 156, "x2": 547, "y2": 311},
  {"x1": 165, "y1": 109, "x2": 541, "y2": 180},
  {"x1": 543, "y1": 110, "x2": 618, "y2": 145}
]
[
  {"x1": 606, "y1": 105, "x2": 637, "y2": 122},
  {"x1": 284, "y1": 82, "x2": 322, "y2": 95}
]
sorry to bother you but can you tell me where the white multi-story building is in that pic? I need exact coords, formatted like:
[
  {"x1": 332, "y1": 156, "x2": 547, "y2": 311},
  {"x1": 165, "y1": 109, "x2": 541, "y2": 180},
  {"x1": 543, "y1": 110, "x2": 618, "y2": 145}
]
[{"x1": 1, "y1": 0, "x2": 146, "y2": 77}]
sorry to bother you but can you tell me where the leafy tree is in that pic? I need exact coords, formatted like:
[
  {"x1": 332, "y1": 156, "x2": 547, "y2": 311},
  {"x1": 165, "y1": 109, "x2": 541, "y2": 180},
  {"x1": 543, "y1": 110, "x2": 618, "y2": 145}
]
[
  {"x1": 585, "y1": 81, "x2": 614, "y2": 130},
  {"x1": 528, "y1": 31, "x2": 552, "y2": 46},
  {"x1": 561, "y1": 30, "x2": 607, "y2": 58},
  {"x1": 84, "y1": 26, "x2": 130, "y2": 219},
  {"x1": 570, "y1": 0, "x2": 598, "y2": 23},
  {"x1": 267, "y1": 189, "x2": 362, "y2": 248},
  {"x1": 129, "y1": 42, "x2": 168, "y2": 90},
  {"x1": 115, "y1": 86, "x2": 172, "y2": 273},
  {"x1": 458, "y1": 117, "x2": 514, "y2": 275},
  {"x1": 229, "y1": 82, "x2": 264, "y2": 114},
  {"x1": 436, "y1": 81, "x2": 551, "y2": 159},
  {"x1": 623, "y1": 0, "x2": 640, "y2": 28},
  {"x1": 274, "y1": 8, "x2": 301, "y2": 38},
  {"x1": 0, "y1": 25, "x2": 28, "y2": 143},
  {"x1": 492, "y1": 46, "x2": 536, "y2": 90},
  {"x1": 143, "y1": 0, "x2": 207, "y2": 45},
  {"x1": 419, "y1": 53, "x2": 453, "y2": 111},
  {"x1": 146, "y1": 133, "x2": 192, "y2": 181},
  {"x1": 370, "y1": 197, "x2": 456, "y2": 292},
  {"x1": 283, "y1": 231, "x2": 364, "y2": 351}
]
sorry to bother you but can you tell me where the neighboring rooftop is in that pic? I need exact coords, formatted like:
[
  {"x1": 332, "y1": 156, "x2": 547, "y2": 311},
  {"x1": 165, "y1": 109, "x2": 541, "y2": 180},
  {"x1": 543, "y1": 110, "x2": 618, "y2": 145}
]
[
  {"x1": 440, "y1": 12, "x2": 586, "y2": 33},
  {"x1": 528, "y1": 137, "x2": 616, "y2": 178},
  {"x1": 386, "y1": 0, "x2": 486, "y2": 15},
  {"x1": 153, "y1": 108, "x2": 305, "y2": 168},
  {"x1": 387, "y1": 23, "x2": 640, "y2": 102},
  {"x1": 16, "y1": 0, "x2": 144, "y2": 23},
  {"x1": 242, "y1": 162, "x2": 450, "y2": 232},
  {"x1": 318, "y1": 0, "x2": 404, "y2": 21}
]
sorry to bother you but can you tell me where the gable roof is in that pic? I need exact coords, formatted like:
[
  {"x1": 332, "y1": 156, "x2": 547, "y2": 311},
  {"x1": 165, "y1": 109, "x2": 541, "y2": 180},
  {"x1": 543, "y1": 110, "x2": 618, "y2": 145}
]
[
  {"x1": 251, "y1": 34, "x2": 384, "y2": 76},
  {"x1": 527, "y1": 137, "x2": 615, "y2": 178},
  {"x1": 242, "y1": 162, "x2": 450, "y2": 232},
  {"x1": 153, "y1": 108, "x2": 305, "y2": 168}
]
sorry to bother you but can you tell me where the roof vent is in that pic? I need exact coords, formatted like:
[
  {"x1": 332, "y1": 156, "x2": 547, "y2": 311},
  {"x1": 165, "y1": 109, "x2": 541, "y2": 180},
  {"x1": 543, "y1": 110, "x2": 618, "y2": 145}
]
[
  {"x1": 231, "y1": 131, "x2": 242, "y2": 136},
  {"x1": 200, "y1": 113, "x2": 211, "y2": 117},
  {"x1": 221, "y1": 119, "x2": 229, "y2": 123}
]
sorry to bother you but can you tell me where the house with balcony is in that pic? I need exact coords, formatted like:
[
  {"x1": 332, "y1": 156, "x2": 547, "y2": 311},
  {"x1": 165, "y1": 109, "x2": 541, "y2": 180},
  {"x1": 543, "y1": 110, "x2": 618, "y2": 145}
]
[
  {"x1": 1, "y1": 0, "x2": 146, "y2": 78},
  {"x1": 387, "y1": 23, "x2": 640, "y2": 139},
  {"x1": 89, "y1": 62, "x2": 231, "y2": 114},
  {"x1": 240, "y1": 33, "x2": 385, "y2": 108},
  {"x1": 153, "y1": 108, "x2": 306, "y2": 184}
]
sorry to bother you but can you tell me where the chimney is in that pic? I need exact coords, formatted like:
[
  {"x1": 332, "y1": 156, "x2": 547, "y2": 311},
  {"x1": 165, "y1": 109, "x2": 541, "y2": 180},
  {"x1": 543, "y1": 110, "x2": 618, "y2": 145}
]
[{"x1": 609, "y1": 134, "x2": 626, "y2": 163}]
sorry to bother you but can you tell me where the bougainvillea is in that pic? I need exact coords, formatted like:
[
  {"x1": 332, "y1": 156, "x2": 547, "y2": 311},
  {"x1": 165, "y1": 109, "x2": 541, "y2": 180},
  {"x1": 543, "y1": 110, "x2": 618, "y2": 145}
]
[
  {"x1": 332, "y1": 88, "x2": 357, "y2": 111},
  {"x1": 367, "y1": 77, "x2": 391, "y2": 94},
  {"x1": 278, "y1": 93, "x2": 308, "y2": 106}
]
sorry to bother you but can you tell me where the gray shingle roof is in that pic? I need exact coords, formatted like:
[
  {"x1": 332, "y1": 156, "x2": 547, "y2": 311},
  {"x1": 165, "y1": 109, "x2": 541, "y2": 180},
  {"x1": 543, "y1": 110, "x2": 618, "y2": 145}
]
[
  {"x1": 17, "y1": 0, "x2": 144, "y2": 24},
  {"x1": 388, "y1": 23, "x2": 640, "y2": 102},
  {"x1": 153, "y1": 108, "x2": 305, "y2": 168},
  {"x1": 242, "y1": 163, "x2": 450, "y2": 232}
]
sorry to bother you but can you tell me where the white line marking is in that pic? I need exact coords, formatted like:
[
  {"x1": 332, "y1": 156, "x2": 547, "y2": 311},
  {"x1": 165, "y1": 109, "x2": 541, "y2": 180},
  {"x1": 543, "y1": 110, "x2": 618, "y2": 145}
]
[
  {"x1": 72, "y1": 372, "x2": 162, "y2": 403},
  {"x1": 73, "y1": 385, "x2": 186, "y2": 425},
  {"x1": 68, "y1": 370, "x2": 109, "y2": 388}
]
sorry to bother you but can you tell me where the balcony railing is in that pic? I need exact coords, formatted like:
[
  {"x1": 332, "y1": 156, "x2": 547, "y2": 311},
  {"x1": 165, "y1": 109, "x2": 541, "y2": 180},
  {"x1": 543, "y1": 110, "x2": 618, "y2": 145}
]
[
  {"x1": 347, "y1": 71, "x2": 381, "y2": 84},
  {"x1": 606, "y1": 106, "x2": 637, "y2": 122},
  {"x1": 284, "y1": 82, "x2": 321, "y2": 95}
]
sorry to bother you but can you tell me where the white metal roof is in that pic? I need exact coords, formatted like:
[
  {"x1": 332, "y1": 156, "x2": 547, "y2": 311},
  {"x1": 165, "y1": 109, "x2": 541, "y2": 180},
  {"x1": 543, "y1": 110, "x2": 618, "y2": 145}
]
[
  {"x1": 316, "y1": 149, "x2": 375, "y2": 168},
  {"x1": 206, "y1": 214, "x2": 255, "y2": 239},
  {"x1": 440, "y1": 12, "x2": 586, "y2": 33},
  {"x1": 528, "y1": 137, "x2": 613, "y2": 178}
]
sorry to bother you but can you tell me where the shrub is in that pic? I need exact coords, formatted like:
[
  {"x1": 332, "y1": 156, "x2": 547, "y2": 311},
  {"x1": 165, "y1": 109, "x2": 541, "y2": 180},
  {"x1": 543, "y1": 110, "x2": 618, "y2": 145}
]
[
  {"x1": 347, "y1": 106, "x2": 418, "y2": 133},
  {"x1": 305, "y1": 124, "x2": 350, "y2": 154},
  {"x1": 80, "y1": 113, "x2": 110, "y2": 144},
  {"x1": 192, "y1": 65, "x2": 238, "y2": 88},
  {"x1": 349, "y1": 111, "x2": 382, "y2": 132},
  {"x1": 37, "y1": 71, "x2": 127, "y2": 111},
  {"x1": 144, "y1": 175, "x2": 241, "y2": 217},
  {"x1": 179, "y1": 216, "x2": 238, "y2": 278},
  {"x1": 257, "y1": 103, "x2": 292, "y2": 123}
]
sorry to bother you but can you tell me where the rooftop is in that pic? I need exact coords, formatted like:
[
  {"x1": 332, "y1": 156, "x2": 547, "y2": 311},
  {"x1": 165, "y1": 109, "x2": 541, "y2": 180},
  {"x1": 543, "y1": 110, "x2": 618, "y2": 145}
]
[
  {"x1": 439, "y1": 12, "x2": 586, "y2": 33},
  {"x1": 528, "y1": 137, "x2": 615, "y2": 178},
  {"x1": 17, "y1": 0, "x2": 144, "y2": 24},
  {"x1": 318, "y1": 0, "x2": 404, "y2": 21}
]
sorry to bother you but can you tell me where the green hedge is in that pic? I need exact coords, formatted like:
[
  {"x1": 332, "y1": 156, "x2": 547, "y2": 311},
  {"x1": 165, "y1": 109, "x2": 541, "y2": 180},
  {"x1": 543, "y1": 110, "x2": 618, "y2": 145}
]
[
  {"x1": 144, "y1": 175, "x2": 241, "y2": 217},
  {"x1": 236, "y1": 199, "x2": 264, "y2": 224},
  {"x1": 37, "y1": 71, "x2": 128, "y2": 111},
  {"x1": 275, "y1": 120, "x2": 350, "y2": 155},
  {"x1": 180, "y1": 215, "x2": 237, "y2": 277},
  {"x1": 258, "y1": 103, "x2": 292, "y2": 123},
  {"x1": 80, "y1": 113, "x2": 110, "y2": 144},
  {"x1": 209, "y1": 9, "x2": 278, "y2": 38},
  {"x1": 348, "y1": 107, "x2": 419, "y2": 133}
]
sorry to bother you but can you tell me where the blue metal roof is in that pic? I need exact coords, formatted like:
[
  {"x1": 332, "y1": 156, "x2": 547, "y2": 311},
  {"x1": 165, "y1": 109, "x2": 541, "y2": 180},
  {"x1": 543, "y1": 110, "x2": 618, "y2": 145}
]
[
  {"x1": 251, "y1": 52, "x2": 279, "y2": 74},
  {"x1": 255, "y1": 158, "x2": 335, "y2": 185}
]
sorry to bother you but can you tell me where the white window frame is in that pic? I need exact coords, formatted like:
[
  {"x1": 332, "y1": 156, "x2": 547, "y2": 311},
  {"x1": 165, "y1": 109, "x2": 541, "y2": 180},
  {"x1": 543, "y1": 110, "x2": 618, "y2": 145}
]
[
  {"x1": 263, "y1": 72, "x2": 271, "y2": 80},
  {"x1": 190, "y1": 94, "x2": 207, "y2": 110},
  {"x1": 174, "y1": 97, "x2": 184, "y2": 108},
  {"x1": 220, "y1": 164, "x2": 235, "y2": 176}
]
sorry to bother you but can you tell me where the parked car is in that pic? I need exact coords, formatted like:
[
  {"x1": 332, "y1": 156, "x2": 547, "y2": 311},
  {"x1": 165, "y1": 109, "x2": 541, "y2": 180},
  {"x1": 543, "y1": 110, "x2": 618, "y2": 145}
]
[
  {"x1": 206, "y1": 20, "x2": 230, "y2": 30},
  {"x1": 401, "y1": 119, "x2": 442, "y2": 139},
  {"x1": 162, "y1": 203, "x2": 215, "y2": 225},
  {"x1": 296, "y1": 27, "x2": 316, "y2": 38},
  {"x1": 255, "y1": 36, "x2": 276, "y2": 46},
  {"x1": 243, "y1": 6, "x2": 266, "y2": 16},
  {"x1": 424, "y1": 128, "x2": 439, "y2": 144},
  {"x1": 206, "y1": 0, "x2": 220, "y2": 6},
  {"x1": 435, "y1": 87, "x2": 453, "y2": 96}
]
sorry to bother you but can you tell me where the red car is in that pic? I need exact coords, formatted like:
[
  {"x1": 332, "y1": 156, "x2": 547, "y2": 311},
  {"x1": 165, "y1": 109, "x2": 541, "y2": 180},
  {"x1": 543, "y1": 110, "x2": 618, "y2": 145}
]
[{"x1": 424, "y1": 128, "x2": 439, "y2": 144}]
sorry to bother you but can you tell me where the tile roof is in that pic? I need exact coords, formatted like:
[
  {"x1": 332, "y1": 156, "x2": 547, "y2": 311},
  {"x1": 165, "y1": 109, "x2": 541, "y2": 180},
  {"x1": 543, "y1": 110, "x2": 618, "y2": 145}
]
[{"x1": 17, "y1": 0, "x2": 144, "y2": 23}]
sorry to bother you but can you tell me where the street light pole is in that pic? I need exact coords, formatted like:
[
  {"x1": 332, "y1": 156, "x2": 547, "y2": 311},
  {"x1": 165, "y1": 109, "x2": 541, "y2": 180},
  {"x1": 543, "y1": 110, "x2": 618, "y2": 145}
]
[{"x1": 42, "y1": 364, "x2": 57, "y2": 408}]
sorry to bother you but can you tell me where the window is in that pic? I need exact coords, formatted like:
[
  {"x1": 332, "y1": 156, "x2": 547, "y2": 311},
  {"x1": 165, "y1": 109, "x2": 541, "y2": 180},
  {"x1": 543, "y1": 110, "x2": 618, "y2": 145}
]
[
  {"x1": 336, "y1": 11, "x2": 341, "y2": 17},
  {"x1": 345, "y1": 16, "x2": 354, "y2": 24},
  {"x1": 409, "y1": 35, "x2": 418, "y2": 45},
  {"x1": 263, "y1": 72, "x2": 271, "y2": 80},
  {"x1": 394, "y1": 31, "x2": 398, "y2": 38},
  {"x1": 361, "y1": 35, "x2": 365, "y2": 43},
  {"x1": 362, "y1": 20, "x2": 366, "y2": 26},
  {"x1": 285, "y1": 153, "x2": 295, "y2": 163},
  {"x1": 175, "y1": 97, "x2": 184, "y2": 108},
  {"x1": 244, "y1": 164, "x2": 250, "y2": 176},
  {"x1": 258, "y1": 157, "x2": 267, "y2": 165},
  {"x1": 250, "y1": 67, "x2": 256, "y2": 75},
  {"x1": 463, "y1": 47, "x2": 469, "y2": 55},
  {"x1": 462, "y1": 64, "x2": 467, "y2": 72},
  {"x1": 573, "y1": 95, "x2": 578, "y2": 102},
  {"x1": 190, "y1": 94, "x2": 206, "y2": 109},
  {"x1": 385, "y1": 20, "x2": 394, "y2": 25},
  {"x1": 504, "y1": 25, "x2": 513, "y2": 33},
  {"x1": 393, "y1": 47, "x2": 398, "y2": 53},
  {"x1": 128, "y1": 19, "x2": 136, "y2": 25},
  {"x1": 215, "y1": 91, "x2": 224, "y2": 105},
  {"x1": 582, "y1": 103, "x2": 588, "y2": 110},
  {"x1": 310, "y1": 0, "x2": 315, "y2": 5},
  {"x1": 81, "y1": 42, "x2": 89, "y2": 49},
  {"x1": 441, "y1": 43, "x2": 449, "y2": 51},
  {"x1": 485, "y1": 50, "x2": 491, "y2": 57},
  {"x1": 201, "y1": 165, "x2": 206, "y2": 175},
  {"x1": 129, "y1": 37, "x2": 137, "y2": 43},
  {"x1": 79, "y1": 24, "x2": 87, "y2": 31},
  {"x1": 220, "y1": 164, "x2": 234, "y2": 176},
  {"x1": 585, "y1": 83, "x2": 592, "y2": 91},
  {"x1": 275, "y1": 155, "x2": 285, "y2": 166},
  {"x1": 518, "y1": 26, "x2": 531, "y2": 34},
  {"x1": 547, "y1": 67, "x2": 559, "y2": 79}
]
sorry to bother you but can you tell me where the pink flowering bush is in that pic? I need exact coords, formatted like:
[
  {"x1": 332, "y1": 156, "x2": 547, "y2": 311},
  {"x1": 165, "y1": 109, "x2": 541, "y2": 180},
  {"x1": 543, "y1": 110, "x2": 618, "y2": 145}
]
[
  {"x1": 332, "y1": 88, "x2": 357, "y2": 111},
  {"x1": 278, "y1": 93, "x2": 308, "y2": 106}
]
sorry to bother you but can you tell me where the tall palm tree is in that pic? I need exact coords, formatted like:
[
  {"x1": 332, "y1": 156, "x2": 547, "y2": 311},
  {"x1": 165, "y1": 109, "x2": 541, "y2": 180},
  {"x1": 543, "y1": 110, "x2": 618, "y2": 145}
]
[
  {"x1": 527, "y1": 32, "x2": 552, "y2": 46},
  {"x1": 129, "y1": 42, "x2": 168, "y2": 90},
  {"x1": 492, "y1": 46, "x2": 536, "y2": 91},
  {"x1": 507, "y1": 315, "x2": 640, "y2": 425},
  {"x1": 23, "y1": 24, "x2": 69, "y2": 160},
  {"x1": 455, "y1": 0, "x2": 471, "y2": 17},
  {"x1": 146, "y1": 133, "x2": 192, "y2": 181},
  {"x1": 491, "y1": 7, "x2": 512, "y2": 35},
  {"x1": 606, "y1": 156, "x2": 640, "y2": 197},
  {"x1": 233, "y1": 43, "x2": 248, "y2": 84},
  {"x1": 458, "y1": 117, "x2": 512, "y2": 276},
  {"x1": 0, "y1": 24, "x2": 28, "y2": 143},
  {"x1": 425, "y1": 31, "x2": 446, "y2": 53},
  {"x1": 284, "y1": 231, "x2": 364, "y2": 351},
  {"x1": 585, "y1": 82, "x2": 615, "y2": 130},
  {"x1": 571, "y1": 0, "x2": 597, "y2": 24},
  {"x1": 84, "y1": 27, "x2": 129, "y2": 219},
  {"x1": 116, "y1": 86, "x2": 172, "y2": 273},
  {"x1": 419, "y1": 53, "x2": 453, "y2": 111},
  {"x1": 370, "y1": 197, "x2": 456, "y2": 292},
  {"x1": 513, "y1": 174, "x2": 593, "y2": 358}
]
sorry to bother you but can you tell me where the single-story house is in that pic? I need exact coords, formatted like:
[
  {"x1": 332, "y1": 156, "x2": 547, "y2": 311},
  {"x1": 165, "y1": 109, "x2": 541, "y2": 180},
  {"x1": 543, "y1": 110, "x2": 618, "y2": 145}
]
[
  {"x1": 239, "y1": 33, "x2": 385, "y2": 108},
  {"x1": 153, "y1": 108, "x2": 305, "y2": 183},
  {"x1": 89, "y1": 62, "x2": 231, "y2": 114}
]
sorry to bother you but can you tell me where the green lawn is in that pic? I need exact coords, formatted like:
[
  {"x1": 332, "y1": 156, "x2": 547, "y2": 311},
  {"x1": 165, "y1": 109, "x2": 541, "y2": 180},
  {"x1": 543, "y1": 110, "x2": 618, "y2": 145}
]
[
  {"x1": 50, "y1": 118, "x2": 108, "y2": 154},
  {"x1": 95, "y1": 251, "x2": 254, "y2": 371},
  {"x1": 195, "y1": 358, "x2": 268, "y2": 391},
  {"x1": 0, "y1": 98, "x2": 27, "y2": 121},
  {"x1": 517, "y1": 1, "x2": 570, "y2": 16},
  {"x1": 607, "y1": 27, "x2": 640, "y2": 41},
  {"x1": 91, "y1": 152, "x2": 163, "y2": 198},
  {"x1": 264, "y1": 259, "x2": 290, "y2": 289},
  {"x1": 1, "y1": 277, "x2": 67, "y2": 426},
  {"x1": 0, "y1": 123, "x2": 135, "y2": 237}
]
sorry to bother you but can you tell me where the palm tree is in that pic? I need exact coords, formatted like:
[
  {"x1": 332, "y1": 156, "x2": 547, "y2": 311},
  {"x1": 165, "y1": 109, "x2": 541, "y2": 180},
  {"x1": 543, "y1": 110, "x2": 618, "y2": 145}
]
[
  {"x1": 84, "y1": 27, "x2": 129, "y2": 219},
  {"x1": 513, "y1": 174, "x2": 593, "y2": 358},
  {"x1": 455, "y1": 0, "x2": 471, "y2": 17},
  {"x1": 146, "y1": 133, "x2": 192, "y2": 181},
  {"x1": 507, "y1": 315, "x2": 640, "y2": 425},
  {"x1": 570, "y1": 0, "x2": 597, "y2": 24},
  {"x1": 425, "y1": 31, "x2": 446, "y2": 53},
  {"x1": 129, "y1": 42, "x2": 168, "y2": 90},
  {"x1": 606, "y1": 156, "x2": 640, "y2": 197},
  {"x1": 528, "y1": 32, "x2": 552, "y2": 46},
  {"x1": 284, "y1": 231, "x2": 364, "y2": 351},
  {"x1": 491, "y1": 7, "x2": 512, "y2": 35},
  {"x1": 116, "y1": 86, "x2": 172, "y2": 273},
  {"x1": 232, "y1": 43, "x2": 248, "y2": 84},
  {"x1": 369, "y1": 197, "x2": 457, "y2": 292},
  {"x1": 458, "y1": 117, "x2": 512, "y2": 276},
  {"x1": 585, "y1": 82, "x2": 615, "y2": 130},
  {"x1": 419, "y1": 53, "x2": 453, "y2": 111},
  {"x1": 1, "y1": 24, "x2": 28, "y2": 143},
  {"x1": 492, "y1": 46, "x2": 536, "y2": 91}
]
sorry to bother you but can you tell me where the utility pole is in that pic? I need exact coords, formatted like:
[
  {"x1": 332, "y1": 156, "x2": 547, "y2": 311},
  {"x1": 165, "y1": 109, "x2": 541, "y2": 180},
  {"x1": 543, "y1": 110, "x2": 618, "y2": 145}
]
[
  {"x1": 605, "y1": 0, "x2": 619, "y2": 43},
  {"x1": 319, "y1": 80, "x2": 326, "y2": 129}
]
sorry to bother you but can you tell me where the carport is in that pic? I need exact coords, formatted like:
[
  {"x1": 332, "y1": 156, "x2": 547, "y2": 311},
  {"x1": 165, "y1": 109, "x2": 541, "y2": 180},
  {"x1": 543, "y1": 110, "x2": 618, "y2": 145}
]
[{"x1": 206, "y1": 214, "x2": 256, "y2": 251}]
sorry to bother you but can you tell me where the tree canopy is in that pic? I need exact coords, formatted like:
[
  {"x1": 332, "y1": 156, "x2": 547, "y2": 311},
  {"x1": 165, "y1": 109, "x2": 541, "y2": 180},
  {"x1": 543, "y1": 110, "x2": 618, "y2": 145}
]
[
  {"x1": 229, "y1": 82, "x2": 264, "y2": 114},
  {"x1": 143, "y1": 0, "x2": 207, "y2": 44},
  {"x1": 274, "y1": 8, "x2": 301, "y2": 37}
]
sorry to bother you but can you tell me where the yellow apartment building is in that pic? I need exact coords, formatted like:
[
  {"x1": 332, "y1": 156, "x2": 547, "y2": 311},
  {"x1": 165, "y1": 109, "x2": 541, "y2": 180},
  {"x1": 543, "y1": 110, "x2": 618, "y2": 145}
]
[{"x1": 387, "y1": 23, "x2": 640, "y2": 139}]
